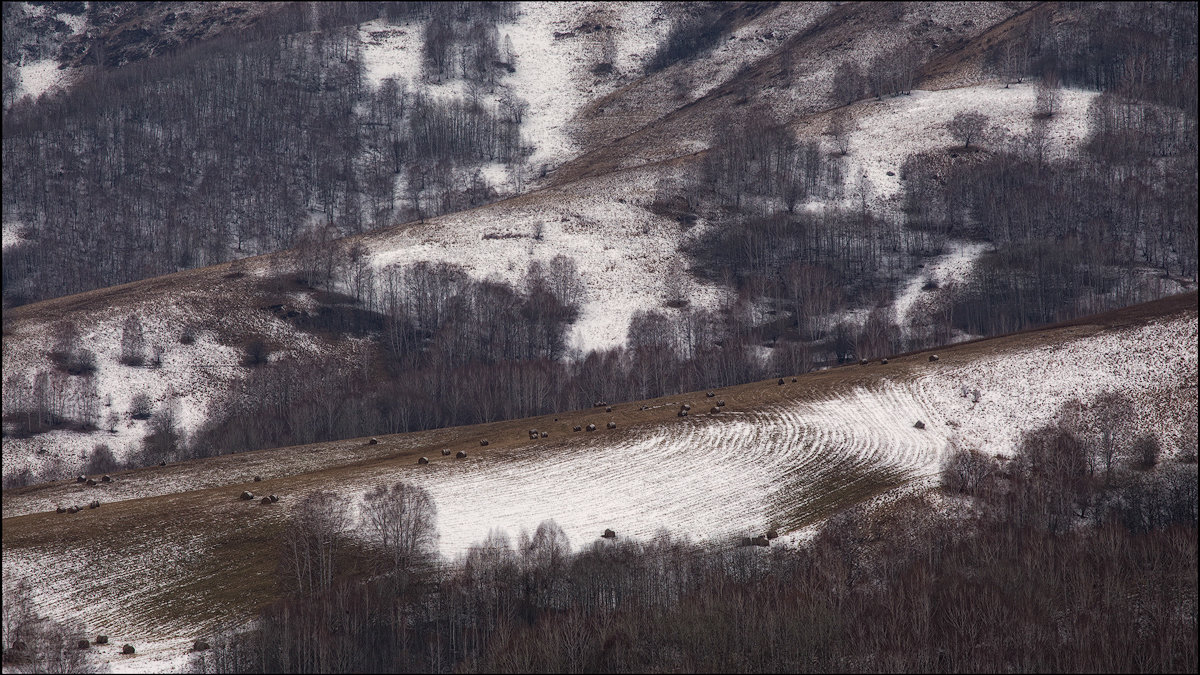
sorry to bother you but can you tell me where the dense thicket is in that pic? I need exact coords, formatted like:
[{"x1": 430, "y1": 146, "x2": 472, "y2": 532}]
[
  {"x1": 191, "y1": 407, "x2": 1198, "y2": 674},
  {"x1": 988, "y1": 2, "x2": 1198, "y2": 115},
  {"x1": 644, "y1": 2, "x2": 733, "y2": 74},
  {"x1": 187, "y1": 253, "x2": 785, "y2": 457},
  {"x1": 1, "y1": 2, "x2": 522, "y2": 305},
  {"x1": 900, "y1": 92, "x2": 1197, "y2": 335}
]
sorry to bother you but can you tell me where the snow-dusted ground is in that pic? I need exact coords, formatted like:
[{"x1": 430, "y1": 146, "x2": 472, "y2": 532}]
[
  {"x1": 356, "y1": 314, "x2": 1196, "y2": 559},
  {"x1": 4, "y1": 310, "x2": 1195, "y2": 674},
  {"x1": 0, "y1": 269, "x2": 344, "y2": 483},
  {"x1": 892, "y1": 240, "x2": 991, "y2": 331},
  {"x1": 2, "y1": 221, "x2": 27, "y2": 251},
  {"x1": 830, "y1": 82, "x2": 1097, "y2": 207},
  {"x1": 366, "y1": 164, "x2": 729, "y2": 354},
  {"x1": 14, "y1": 59, "x2": 71, "y2": 102}
]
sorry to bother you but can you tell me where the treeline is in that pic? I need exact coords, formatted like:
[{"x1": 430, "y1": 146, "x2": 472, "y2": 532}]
[
  {"x1": 1, "y1": 1, "x2": 523, "y2": 306},
  {"x1": 644, "y1": 2, "x2": 732, "y2": 74},
  {"x1": 190, "y1": 402, "x2": 1198, "y2": 674},
  {"x1": 987, "y1": 2, "x2": 1198, "y2": 116},
  {"x1": 676, "y1": 105, "x2": 935, "y2": 359},
  {"x1": 190, "y1": 252, "x2": 799, "y2": 456},
  {"x1": 901, "y1": 92, "x2": 1197, "y2": 336}
]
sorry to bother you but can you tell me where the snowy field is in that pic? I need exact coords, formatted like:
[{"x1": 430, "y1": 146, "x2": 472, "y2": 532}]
[
  {"x1": 0, "y1": 267, "x2": 344, "y2": 483},
  {"x1": 834, "y1": 82, "x2": 1098, "y2": 207},
  {"x1": 366, "y1": 164, "x2": 729, "y2": 354},
  {"x1": 344, "y1": 314, "x2": 1198, "y2": 559},
  {"x1": 3, "y1": 308, "x2": 1195, "y2": 674}
]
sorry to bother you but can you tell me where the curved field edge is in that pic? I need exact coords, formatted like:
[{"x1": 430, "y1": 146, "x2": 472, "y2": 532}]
[{"x1": 2, "y1": 292, "x2": 1196, "y2": 669}]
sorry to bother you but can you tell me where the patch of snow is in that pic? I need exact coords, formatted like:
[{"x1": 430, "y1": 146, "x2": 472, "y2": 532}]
[
  {"x1": 831, "y1": 83, "x2": 1098, "y2": 206},
  {"x1": 358, "y1": 18, "x2": 423, "y2": 89},
  {"x1": 498, "y1": 3, "x2": 597, "y2": 169},
  {"x1": 2, "y1": 221, "x2": 27, "y2": 250},
  {"x1": 893, "y1": 240, "x2": 990, "y2": 331},
  {"x1": 366, "y1": 164, "x2": 730, "y2": 353},
  {"x1": 1, "y1": 294, "x2": 336, "y2": 482},
  {"x1": 15, "y1": 58, "x2": 70, "y2": 102}
]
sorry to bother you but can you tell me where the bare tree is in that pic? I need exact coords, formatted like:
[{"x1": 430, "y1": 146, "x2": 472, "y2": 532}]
[
  {"x1": 360, "y1": 481, "x2": 439, "y2": 573},
  {"x1": 119, "y1": 314, "x2": 146, "y2": 367},
  {"x1": 281, "y1": 491, "x2": 349, "y2": 597},
  {"x1": 831, "y1": 60, "x2": 865, "y2": 105},
  {"x1": 947, "y1": 111, "x2": 989, "y2": 149},
  {"x1": 827, "y1": 109, "x2": 853, "y2": 156},
  {"x1": 1035, "y1": 72, "x2": 1062, "y2": 118}
]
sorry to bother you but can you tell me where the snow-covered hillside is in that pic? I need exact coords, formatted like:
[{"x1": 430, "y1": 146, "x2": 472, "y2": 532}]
[
  {"x1": 355, "y1": 313, "x2": 1198, "y2": 558},
  {"x1": 4, "y1": 306, "x2": 1195, "y2": 673}
]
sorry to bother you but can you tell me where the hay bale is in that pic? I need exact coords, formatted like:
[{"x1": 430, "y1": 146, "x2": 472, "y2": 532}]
[
  {"x1": 573, "y1": 425, "x2": 582, "y2": 432},
  {"x1": 541, "y1": 431, "x2": 548, "y2": 438},
  {"x1": 601, "y1": 528, "x2": 617, "y2": 539},
  {"x1": 607, "y1": 421, "x2": 616, "y2": 429},
  {"x1": 240, "y1": 491, "x2": 254, "y2": 500},
  {"x1": 78, "y1": 639, "x2": 91, "y2": 650},
  {"x1": 270, "y1": 495, "x2": 279, "y2": 502},
  {"x1": 193, "y1": 640, "x2": 210, "y2": 652},
  {"x1": 711, "y1": 406, "x2": 720, "y2": 414},
  {"x1": 441, "y1": 448, "x2": 451, "y2": 456},
  {"x1": 261, "y1": 496, "x2": 272, "y2": 504},
  {"x1": 101, "y1": 475, "x2": 112, "y2": 483},
  {"x1": 717, "y1": 400, "x2": 725, "y2": 406},
  {"x1": 587, "y1": 424, "x2": 597, "y2": 432},
  {"x1": 369, "y1": 438, "x2": 379, "y2": 445},
  {"x1": 929, "y1": 354, "x2": 939, "y2": 362},
  {"x1": 418, "y1": 457, "x2": 429, "y2": 465},
  {"x1": 480, "y1": 440, "x2": 489, "y2": 446},
  {"x1": 122, "y1": 644, "x2": 135, "y2": 655},
  {"x1": 88, "y1": 500, "x2": 100, "y2": 509},
  {"x1": 913, "y1": 421, "x2": 926, "y2": 429},
  {"x1": 95, "y1": 636, "x2": 108, "y2": 645},
  {"x1": 706, "y1": 391, "x2": 715, "y2": 397},
  {"x1": 456, "y1": 450, "x2": 467, "y2": 459}
]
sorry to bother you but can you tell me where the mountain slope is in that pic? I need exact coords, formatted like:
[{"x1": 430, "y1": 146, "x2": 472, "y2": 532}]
[{"x1": 3, "y1": 292, "x2": 1196, "y2": 672}]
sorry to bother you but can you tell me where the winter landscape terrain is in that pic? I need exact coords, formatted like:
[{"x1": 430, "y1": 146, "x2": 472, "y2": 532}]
[{"x1": 3, "y1": 1, "x2": 1197, "y2": 673}]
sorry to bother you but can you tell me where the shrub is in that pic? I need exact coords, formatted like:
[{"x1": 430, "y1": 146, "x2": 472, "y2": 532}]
[
  {"x1": 941, "y1": 445, "x2": 1000, "y2": 494},
  {"x1": 129, "y1": 393, "x2": 153, "y2": 420},
  {"x1": 1132, "y1": 433, "x2": 1161, "y2": 469},
  {"x1": 243, "y1": 339, "x2": 271, "y2": 367},
  {"x1": 82, "y1": 444, "x2": 120, "y2": 475}
]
